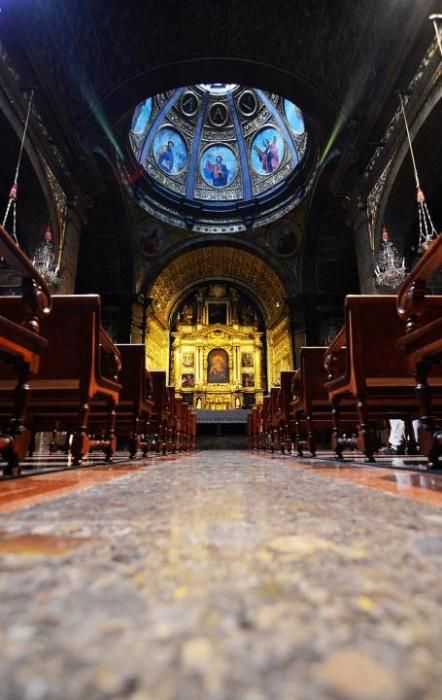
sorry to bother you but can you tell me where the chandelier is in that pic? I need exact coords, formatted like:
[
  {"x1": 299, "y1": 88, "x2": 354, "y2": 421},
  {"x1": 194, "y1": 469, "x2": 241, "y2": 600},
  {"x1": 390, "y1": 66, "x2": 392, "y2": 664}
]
[
  {"x1": 374, "y1": 226, "x2": 406, "y2": 288},
  {"x1": 32, "y1": 226, "x2": 60, "y2": 288},
  {"x1": 2, "y1": 90, "x2": 34, "y2": 244}
]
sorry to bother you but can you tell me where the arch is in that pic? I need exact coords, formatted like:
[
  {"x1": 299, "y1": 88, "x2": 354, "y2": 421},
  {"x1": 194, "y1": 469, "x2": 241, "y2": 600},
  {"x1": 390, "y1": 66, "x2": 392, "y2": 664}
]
[
  {"x1": 147, "y1": 244, "x2": 288, "y2": 326},
  {"x1": 169, "y1": 278, "x2": 267, "y2": 329},
  {"x1": 75, "y1": 151, "x2": 135, "y2": 340},
  {"x1": 376, "y1": 85, "x2": 442, "y2": 250},
  {"x1": 0, "y1": 92, "x2": 59, "y2": 251},
  {"x1": 82, "y1": 58, "x2": 346, "y2": 152},
  {"x1": 143, "y1": 235, "x2": 296, "y2": 298}
]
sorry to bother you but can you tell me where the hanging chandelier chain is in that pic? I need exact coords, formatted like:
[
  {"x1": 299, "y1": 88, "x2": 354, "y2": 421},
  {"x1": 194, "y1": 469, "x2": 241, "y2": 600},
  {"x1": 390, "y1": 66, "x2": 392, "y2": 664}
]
[
  {"x1": 13, "y1": 89, "x2": 34, "y2": 190},
  {"x1": 399, "y1": 93, "x2": 420, "y2": 190},
  {"x1": 430, "y1": 15, "x2": 442, "y2": 57},
  {"x1": 2, "y1": 89, "x2": 35, "y2": 243},
  {"x1": 398, "y1": 92, "x2": 437, "y2": 248}
]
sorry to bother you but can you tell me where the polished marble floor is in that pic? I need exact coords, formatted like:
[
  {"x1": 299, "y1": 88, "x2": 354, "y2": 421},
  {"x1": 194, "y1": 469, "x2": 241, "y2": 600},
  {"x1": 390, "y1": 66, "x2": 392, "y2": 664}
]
[{"x1": 0, "y1": 451, "x2": 442, "y2": 699}]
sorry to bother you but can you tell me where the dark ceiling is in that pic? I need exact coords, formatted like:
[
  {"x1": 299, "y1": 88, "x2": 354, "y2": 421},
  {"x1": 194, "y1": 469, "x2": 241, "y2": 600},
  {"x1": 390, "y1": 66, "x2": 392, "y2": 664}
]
[{"x1": 2, "y1": 0, "x2": 438, "y2": 178}]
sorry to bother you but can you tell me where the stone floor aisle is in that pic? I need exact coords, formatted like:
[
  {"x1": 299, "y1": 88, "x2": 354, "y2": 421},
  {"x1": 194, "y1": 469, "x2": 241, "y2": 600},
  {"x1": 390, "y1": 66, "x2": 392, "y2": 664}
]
[{"x1": 1, "y1": 451, "x2": 442, "y2": 700}]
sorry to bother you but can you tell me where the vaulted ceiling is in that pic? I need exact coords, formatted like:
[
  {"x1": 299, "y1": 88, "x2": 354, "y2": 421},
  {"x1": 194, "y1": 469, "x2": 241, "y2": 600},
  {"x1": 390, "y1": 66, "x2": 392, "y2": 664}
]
[
  {"x1": 0, "y1": 0, "x2": 439, "y2": 340},
  {"x1": 2, "y1": 0, "x2": 438, "y2": 178},
  {"x1": 149, "y1": 245, "x2": 286, "y2": 325}
]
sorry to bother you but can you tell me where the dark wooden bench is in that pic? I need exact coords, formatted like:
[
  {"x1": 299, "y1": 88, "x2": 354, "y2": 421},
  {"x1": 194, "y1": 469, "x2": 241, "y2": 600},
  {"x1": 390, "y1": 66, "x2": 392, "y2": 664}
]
[
  {"x1": 289, "y1": 347, "x2": 356, "y2": 458},
  {"x1": 172, "y1": 393, "x2": 183, "y2": 452},
  {"x1": 149, "y1": 371, "x2": 172, "y2": 454},
  {"x1": 188, "y1": 407, "x2": 197, "y2": 450},
  {"x1": 0, "y1": 294, "x2": 122, "y2": 465},
  {"x1": 0, "y1": 224, "x2": 51, "y2": 474},
  {"x1": 397, "y1": 235, "x2": 442, "y2": 468},
  {"x1": 175, "y1": 400, "x2": 194, "y2": 451},
  {"x1": 248, "y1": 405, "x2": 260, "y2": 449},
  {"x1": 324, "y1": 295, "x2": 442, "y2": 462},
  {"x1": 267, "y1": 386, "x2": 282, "y2": 453},
  {"x1": 259, "y1": 395, "x2": 272, "y2": 450},
  {"x1": 276, "y1": 371, "x2": 296, "y2": 454},
  {"x1": 114, "y1": 344, "x2": 154, "y2": 458}
]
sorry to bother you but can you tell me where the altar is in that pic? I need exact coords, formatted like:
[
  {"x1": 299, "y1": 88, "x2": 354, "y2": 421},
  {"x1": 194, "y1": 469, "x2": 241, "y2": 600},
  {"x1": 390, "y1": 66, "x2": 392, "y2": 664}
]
[{"x1": 170, "y1": 284, "x2": 265, "y2": 409}]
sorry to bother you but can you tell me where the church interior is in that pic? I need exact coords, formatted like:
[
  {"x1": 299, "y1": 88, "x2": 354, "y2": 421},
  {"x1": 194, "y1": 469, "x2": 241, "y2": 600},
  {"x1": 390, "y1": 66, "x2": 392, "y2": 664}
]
[{"x1": 0, "y1": 1, "x2": 441, "y2": 698}]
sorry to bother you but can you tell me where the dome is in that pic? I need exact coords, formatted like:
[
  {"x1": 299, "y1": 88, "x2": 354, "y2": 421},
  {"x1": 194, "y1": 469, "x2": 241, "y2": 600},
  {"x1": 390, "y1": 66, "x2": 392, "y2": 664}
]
[{"x1": 128, "y1": 84, "x2": 314, "y2": 232}]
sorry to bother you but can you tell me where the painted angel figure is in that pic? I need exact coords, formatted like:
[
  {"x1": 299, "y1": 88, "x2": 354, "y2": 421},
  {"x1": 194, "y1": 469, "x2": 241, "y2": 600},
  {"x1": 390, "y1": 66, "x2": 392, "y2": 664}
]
[{"x1": 253, "y1": 135, "x2": 279, "y2": 173}]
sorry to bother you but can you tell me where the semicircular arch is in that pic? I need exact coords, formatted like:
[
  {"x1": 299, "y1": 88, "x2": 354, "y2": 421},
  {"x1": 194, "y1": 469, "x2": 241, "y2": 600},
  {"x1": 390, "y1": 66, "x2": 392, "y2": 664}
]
[
  {"x1": 142, "y1": 234, "x2": 296, "y2": 298},
  {"x1": 377, "y1": 85, "x2": 442, "y2": 249},
  {"x1": 168, "y1": 277, "x2": 268, "y2": 328},
  {"x1": 83, "y1": 58, "x2": 344, "y2": 151},
  {"x1": 148, "y1": 244, "x2": 287, "y2": 326}
]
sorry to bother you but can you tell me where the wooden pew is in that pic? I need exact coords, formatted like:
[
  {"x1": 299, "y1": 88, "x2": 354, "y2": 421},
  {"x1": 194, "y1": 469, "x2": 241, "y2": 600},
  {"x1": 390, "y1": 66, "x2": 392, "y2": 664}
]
[
  {"x1": 173, "y1": 394, "x2": 184, "y2": 452},
  {"x1": 290, "y1": 349, "x2": 328, "y2": 457},
  {"x1": 290, "y1": 347, "x2": 356, "y2": 458},
  {"x1": 114, "y1": 344, "x2": 154, "y2": 458},
  {"x1": 248, "y1": 404, "x2": 260, "y2": 449},
  {"x1": 268, "y1": 386, "x2": 281, "y2": 452},
  {"x1": 0, "y1": 295, "x2": 121, "y2": 466},
  {"x1": 324, "y1": 295, "x2": 442, "y2": 462},
  {"x1": 179, "y1": 401, "x2": 193, "y2": 451},
  {"x1": 397, "y1": 235, "x2": 442, "y2": 468},
  {"x1": 183, "y1": 403, "x2": 194, "y2": 451},
  {"x1": 148, "y1": 371, "x2": 172, "y2": 454},
  {"x1": 277, "y1": 370, "x2": 296, "y2": 454},
  {"x1": 189, "y1": 408, "x2": 197, "y2": 450},
  {"x1": 259, "y1": 396, "x2": 271, "y2": 450},
  {"x1": 0, "y1": 225, "x2": 51, "y2": 475}
]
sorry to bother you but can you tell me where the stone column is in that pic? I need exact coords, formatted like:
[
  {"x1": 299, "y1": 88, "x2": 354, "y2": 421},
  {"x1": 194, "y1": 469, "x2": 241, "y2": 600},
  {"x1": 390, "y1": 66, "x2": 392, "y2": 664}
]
[
  {"x1": 352, "y1": 197, "x2": 377, "y2": 294},
  {"x1": 235, "y1": 346, "x2": 240, "y2": 384},
  {"x1": 286, "y1": 298, "x2": 306, "y2": 369},
  {"x1": 57, "y1": 199, "x2": 85, "y2": 294},
  {"x1": 196, "y1": 346, "x2": 201, "y2": 385},
  {"x1": 255, "y1": 339, "x2": 261, "y2": 390}
]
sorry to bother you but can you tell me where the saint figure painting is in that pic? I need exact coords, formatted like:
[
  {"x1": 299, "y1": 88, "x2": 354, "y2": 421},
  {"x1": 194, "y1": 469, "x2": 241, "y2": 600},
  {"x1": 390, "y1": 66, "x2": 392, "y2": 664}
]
[
  {"x1": 153, "y1": 127, "x2": 188, "y2": 175},
  {"x1": 201, "y1": 145, "x2": 238, "y2": 188},
  {"x1": 251, "y1": 127, "x2": 284, "y2": 176},
  {"x1": 207, "y1": 348, "x2": 229, "y2": 384}
]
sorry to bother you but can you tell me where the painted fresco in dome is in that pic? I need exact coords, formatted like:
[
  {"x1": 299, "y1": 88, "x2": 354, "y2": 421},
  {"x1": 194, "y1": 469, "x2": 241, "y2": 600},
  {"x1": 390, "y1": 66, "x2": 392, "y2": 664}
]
[
  {"x1": 138, "y1": 220, "x2": 166, "y2": 257},
  {"x1": 200, "y1": 145, "x2": 238, "y2": 188},
  {"x1": 284, "y1": 99, "x2": 305, "y2": 134},
  {"x1": 251, "y1": 127, "x2": 284, "y2": 176},
  {"x1": 131, "y1": 98, "x2": 153, "y2": 134},
  {"x1": 128, "y1": 86, "x2": 312, "y2": 231},
  {"x1": 270, "y1": 218, "x2": 300, "y2": 257},
  {"x1": 153, "y1": 127, "x2": 188, "y2": 175}
]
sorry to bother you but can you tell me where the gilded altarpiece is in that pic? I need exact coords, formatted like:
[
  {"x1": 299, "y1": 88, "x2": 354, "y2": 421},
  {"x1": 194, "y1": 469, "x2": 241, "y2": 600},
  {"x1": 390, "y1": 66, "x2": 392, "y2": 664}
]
[
  {"x1": 171, "y1": 285, "x2": 264, "y2": 409},
  {"x1": 146, "y1": 315, "x2": 169, "y2": 371},
  {"x1": 267, "y1": 317, "x2": 293, "y2": 386}
]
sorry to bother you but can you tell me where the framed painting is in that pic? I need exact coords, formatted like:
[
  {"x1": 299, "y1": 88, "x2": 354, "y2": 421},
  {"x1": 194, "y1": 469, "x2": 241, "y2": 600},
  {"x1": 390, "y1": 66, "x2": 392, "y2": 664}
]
[
  {"x1": 207, "y1": 348, "x2": 229, "y2": 384},
  {"x1": 182, "y1": 352, "x2": 194, "y2": 368},
  {"x1": 181, "y1": 374, "x2": 195, "y2": 388},
  {"x1": 208, "y1": 303, "x2": 227, "y2": 325},
  {"x1": 242, "y1": 373, "x2": 255, "y2": 388},
  {"x1": 241, "y1": 352, "x2": 254, "y2": 368}
]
